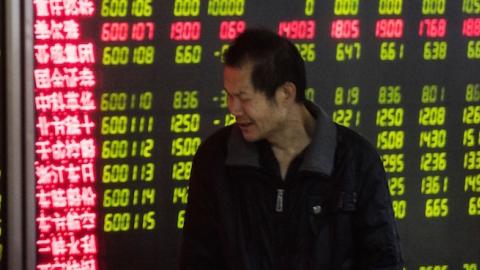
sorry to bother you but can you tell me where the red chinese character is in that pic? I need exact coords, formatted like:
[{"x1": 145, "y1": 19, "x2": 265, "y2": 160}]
[
  {"x1": 50, "y1": 43, "x2": 66, "y2": 64},
  {"x1": 65, "y1": 44, "x2": 80, "y2": 64},
  {"x1": 81, "y1": 163, "x2": 95, "y2": 183},
  {"x1": 67, "y1": 187, "x2": 82, "y2": 207},
  {"x1": 66, "y1": 259, "x2": 82, "y2": 270},
  {"x1": 51, "y1": 20, "x2": 65, "y2": 39},
  {"x1": 52, "y1": 212, "x2": 67, "y2": 231},
  {"x1": 78, "y1": 43, "x2": 95, "y2": 64},
  {"x1": 80, "y1": 139, "x2": 95, "y2": 159},
  {"x1": 78, "y1": 67, "x2": 95, "y2": 87},
  {"x1": 64, "y1": 0, "x2": 80, "y2": 16},
  {"x1": 36, "y1": 189, "x2": 52, "y2": 209},
  {"x1": 51, "y1": 164, "x2": 66, "y2": 184},
  {"x1": 64, "y1": 115, "x2": 82, "y2": 135},
  {"x1": 51, "y1": 235, "x2": 68, "y2": 256},
  {"x1": 78, "y1": 0, "x2": 95, "y2": 16},
  {"x1": 51, "y1": 116, "x2": 66, "y2": 136},
  {"x1": 66, "y1": 211, "x2": 82, "y2": 231},
  {"x1": 35, "y1": 44, "x2": 50, "y2": 64},
  {"x1": 64, "y1": 67, "x2": 79, "y2": 88},
  {"x1": 36, "y1": 93, "x2": 52, "y2": 112},
  {"x1": 65, "y1": 163, "x2": 81, "y2": 184},
  {"x1": 64, "y1": 91, "x2": 80, "y2": 111},
  {"x1": 80, "y1": 91, "x2": 95, "y2": 111},
  {"x1": 34, "y1": 0, "x2": 50, "y2": 17},
  {"x1": 51, "y1": 189, "x2": 67, "y2": 208},
  {"x1": 65, "y1": 139, "x2": 81, "y2": 159},
  {"x1": 34, "y1": 68, "x2": 52, "y2": 89},
  {"x1": 81, "y1": 211, "x2": 96, "y2": 230},
  {"x1": 63, "y1": 20, "x2": 80, "y2": 39},
  {"x1": 36, "y1": 163, "x2": 59, "y2": 185},
  {"x1": 37, "y1": 237, "x2": 52, "y2": 253},
  {"x1": 81, "y1": 187, "x2": 96, "y2": 207},
  {"x1": 51, "y1": 67, "x2": 66, "y2": 88},
  {"x1": 81, "y1": 114, "x2": 95, "y2": 135},
  {"x1": 37, "y1": 212, "x2": 52, "y2": 233},
  {"x1": 36, "y1": 140, "x2": 52, "y2": 160},
  {"x1": 51, "y1": 140, "x2": 66, "y2": 160},
  {"x1": 49, "y1": 0, "x2": 65, "y2": 17},
  {"x1": 80, "y1": 234, "x2": 97, "y2": 254},
  {"x1": 51, "y1": 92, "x2": 66, "y2": 112},
  {"x1": 34, "y1": 20, "x2": 51, "y2": 40},
  {"x1": 67, "y1": 238, "x2": 82, "y2": 257}
]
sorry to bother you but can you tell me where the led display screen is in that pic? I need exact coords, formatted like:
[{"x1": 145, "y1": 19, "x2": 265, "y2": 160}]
[{"x1": 31, "y1": 0, "x2": 480, "y2": 269}]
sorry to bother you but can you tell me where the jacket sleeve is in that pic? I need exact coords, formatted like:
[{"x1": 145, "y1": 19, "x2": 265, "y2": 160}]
[
  {"x1": 178, "y1": 144, "x2": 224, "y2": 270},
  {"x1": 353, "y1": 148, "x2": 404, "y2": 270}
]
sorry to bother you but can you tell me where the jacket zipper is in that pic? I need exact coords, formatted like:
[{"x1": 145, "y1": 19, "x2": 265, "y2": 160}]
[{"x1": 276, "y1": 189, "x2": 284, "y2": 212}]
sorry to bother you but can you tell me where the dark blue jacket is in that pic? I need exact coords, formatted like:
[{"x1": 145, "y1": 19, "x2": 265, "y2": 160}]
[{"x1": 180, "y1": 102, "x2": 403, "y2": 270}]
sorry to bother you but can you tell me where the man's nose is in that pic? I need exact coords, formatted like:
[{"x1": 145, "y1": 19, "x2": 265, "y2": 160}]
[{"x1": 227, "y1": 97, "x2": 243, "y2": 117}]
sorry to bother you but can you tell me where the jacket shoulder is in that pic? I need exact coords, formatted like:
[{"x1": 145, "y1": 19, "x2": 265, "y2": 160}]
[
  {"x1": 335, "y1": 124, "x2": 380, "y2": 162},
  {"x1": 194, "y1": 125, "x2": 233, "y2": 161}
]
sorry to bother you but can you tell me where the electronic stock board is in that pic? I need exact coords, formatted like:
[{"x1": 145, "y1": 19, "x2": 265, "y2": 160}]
[{"x1": 31, "y1": 0, "x2": 480, "y2": 269}]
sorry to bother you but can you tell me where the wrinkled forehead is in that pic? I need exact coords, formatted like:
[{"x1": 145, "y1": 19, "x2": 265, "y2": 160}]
[{"x1": 223, "y1": 64, "x2": 255, "y2": 93}]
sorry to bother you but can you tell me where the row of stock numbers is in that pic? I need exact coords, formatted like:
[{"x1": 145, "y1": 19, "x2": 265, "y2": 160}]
[
  {"x1": 101, "y1": 0, "x2": 154, "y2": 17},
  {"x1": 376, "y1": 85, "x2": 406, "y2": 220},
  {"x1": 462, "y1": 84, "x2": 480, "y2": 216},
  {"x1": 332, "y1": 0, "x2": 361, "y2": 61},
  {"x1": 170, "y1": 90, "x2": 200, "y2": 230},
  {"x1": 174, "y1": 0, "x2": 246, "y2": 17},
  {"x1": 418, "y1": 85, "x2": 449, "y2": 219}
]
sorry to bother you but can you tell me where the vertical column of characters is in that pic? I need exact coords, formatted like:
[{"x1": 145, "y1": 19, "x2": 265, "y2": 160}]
[
  {"x1": 375, "y1": 0, "x2": 405, "y2": 61},
  {"x1": 278, "y1": 0, "x2": 317, "y2": 64},
  {"x1": 462, "y1": 83, "x2": 480, "y2": 270},
  {"x1": 209, "y1": 0, "x2": 246, "y2": 129},
  {"x1": 462, "y1": 0, "x2": 480, "y2": 59},
  {"x1": 210, "y1": 0, "x2": 245, "y2": 63},
  {"x1": 169, "y1": 0, "x2": 203, "y2": 230},
  {"x1": 330, "y1": 0, "x2": 362, "y2": 129},
  {"x1": 331, "y1": 0, "x2": 362, "y2": 62},
  {"x1": 375, "y1": 86, "x2": 406, "y2": 220},
  {"x1": 277, "y1": 0, "x2": 317, "y2": 104},
  {"x1": 171, "y1": 0, "x2": 202, "y2": 65},
  {"x1": 463, "y1": 84, "x2": 480, "y2": 211},
  {"x1": 461, "y1": 4, "x2": 480, "y2": 269},
  {"x1": 418, "y1": 85, "x2": 449, "y2": 222},
  {"x1": 98, "y1": 0, "x2": 157, "y2": 234},
  {"x1": 332, "y1": 86, "x2": 361, "y2": 129},
  {"x1": 99, "y1": 94, "x2": 157, "y2": 233},
  {"x1": 32, "y1": 0, "x2": 98, "y2": 269},
  {"x1": 418, "y1": 0, "x2": 448, "y2": 61}
]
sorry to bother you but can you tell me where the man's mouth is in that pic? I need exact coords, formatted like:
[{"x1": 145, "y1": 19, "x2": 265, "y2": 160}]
[{"x1": 237, "y1": 122, "x2": 252, "y2": 128}]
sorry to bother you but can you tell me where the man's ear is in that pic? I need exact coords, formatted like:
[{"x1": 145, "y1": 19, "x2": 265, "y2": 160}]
[{"x1": 277, "y1": 82, "x2": 297, "y2": 104}]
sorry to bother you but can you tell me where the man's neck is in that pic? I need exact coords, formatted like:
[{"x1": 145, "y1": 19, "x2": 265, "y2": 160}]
[{"x1": 267, "y1": 104, "x2": 315, "y2": 178}]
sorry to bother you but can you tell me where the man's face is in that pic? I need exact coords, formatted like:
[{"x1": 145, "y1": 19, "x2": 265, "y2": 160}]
[{"x1": 223, "y1": 63, "x2": 287, "y2": 142}]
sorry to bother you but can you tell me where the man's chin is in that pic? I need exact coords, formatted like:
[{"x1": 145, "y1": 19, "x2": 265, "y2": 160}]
[{"x1": 240, "y1": 131, "x2": 260, "y2": 142}]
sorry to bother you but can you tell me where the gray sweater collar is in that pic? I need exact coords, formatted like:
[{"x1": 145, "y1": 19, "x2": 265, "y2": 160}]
[{"x1": 225, "y1": 101, "x2": 337, "y2": 176}]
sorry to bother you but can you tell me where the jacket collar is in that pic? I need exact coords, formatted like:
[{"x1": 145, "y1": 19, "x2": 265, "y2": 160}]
[{"x1": 225, "y1": 101, "x2": 337, "y2": 176}]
